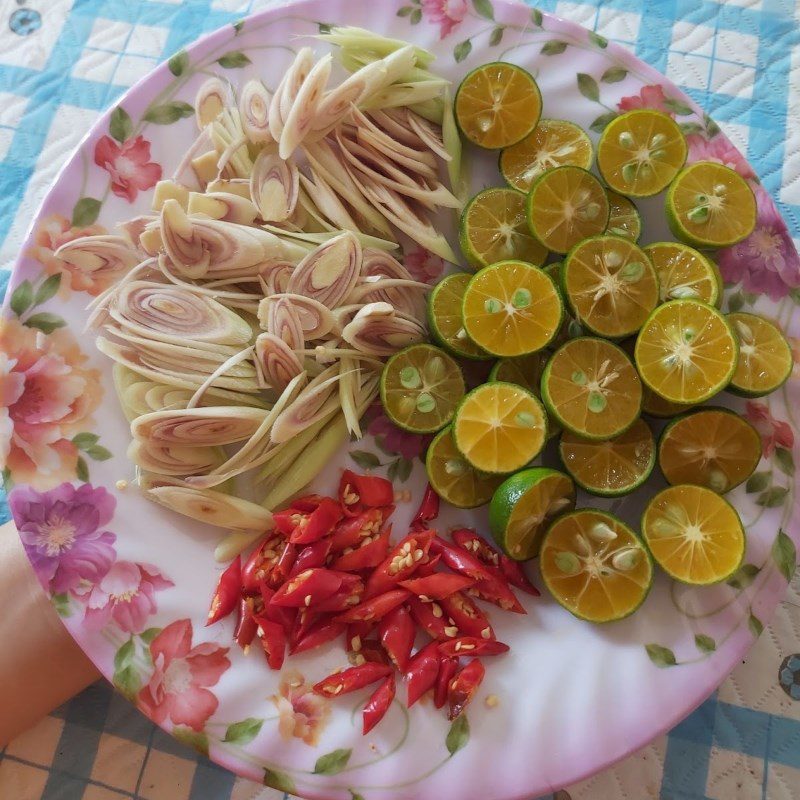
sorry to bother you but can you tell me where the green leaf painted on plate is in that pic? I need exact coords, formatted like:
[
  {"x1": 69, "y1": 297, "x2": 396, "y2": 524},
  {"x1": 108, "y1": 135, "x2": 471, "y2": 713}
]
[
  {"x1": 314, "y1": 748, "x2": 352, "y2": 775},
  {"x1": 791, "y1": 288, "x2": 800, "y2": 305},
  {"x1": 350, "y1": 792, "x2": 366, "y2": 800},
  {"x1": 454, "y1": 40, "x2": 472, "y2": 63},
  {"x1": 745, "y1": 471, "x2": 770, "y2": 494},
  {"x1": 645, "y1": 643, "x2": 677, "y2": 668},
  {"x1": 76, "y1": 456, "x2": 89, "y2": 483},
  {"x1": 601, "y1": 66, "x2": 627, "y2": 83},
  {"x1": 775, "y1": 447, "x2": 794, "y2": 476},
  {"x1": 144, "y1": 101, "x2": 195, "y2": 124},
  {"x1": 233, "y1": 19, "x2": 245, "y2": 34},
  {"x1": 771, "y1": 529, "x2": 796, "y2": 583},
  {"x1": 110, "y1": 106, "x2": 132, "y2": 143},
  {"x1": 541, "y1": 40, "x2": 567, "y2": 56},
  {"x1": 577, "y1": 73, "x2": 600, "y2": 102},
  {"x1": 757, "y1": 487, "x2": 788, "y2": 508},
  {"x1": 589, "y1": 111, "x2": 618, "y2": 133},
  {"x1": 748, "y1": 613, "x2": 763, "y2": 638},
  {"x1": 588, "y1": 31, "x2": 608, "y2": 48},
  {"x1": 71, "y1": 197, "x2": 101, "y2": 227},
  {"x1": 531, "y1": 8, "x2": 543, "y2": 27},
  {"x1": 397, "y1": 6, "x2": 413, "y2": 16},
  {"x1": 743, "y1": 292, "x2": 758, "y2": 305},
  {"x1": 387, "y1": 458, "x2": 399, "y2": 482},
  {"x1": 694, "y1": 634, "x2": 716, "y2": 654},
  {"x1": 704, "y1": 114, "x2": 721, "y2": 138},
  {"x1": 140, "y1": 627, "x2": 161, "y2": 645},
  {"x1": 34, "y1": 273, "x2": 62, "y2": 306},
  {"x1": 114, "y1": 639, "x2": 135, "y2": 671},
  {"x1": 727, "y1": 563, "x2": 760, "y2": 590},
  {"x1": 217, "y1": 51, "x2": 251, "y2": 68},
  {"x1": 113, "y1": 664, "x2": 141, "y2": 701},
  {"x1": 224, "y1": 718, "x2": 264, "y2": 745},
  {"x1": 168, "y1": 50, "x2": 189, "y2": 76},
  {"x1": 489, "y1": 26, "x2": 504, "y2": 46},
  {"x1": 350, "y1": 450, "x2": 381, "y2": 470},
  {"x1": 727, "y1": 291, "x2": 744, "y2": 313},
  {"x1": 663, "y1": 97, "x2": 693, "y2": 116},
  {"x1": 396, "y1": 457, "x2": 413, "y2": 483},
  {"x1": 410, "y1": 7, "x2": 422, "y2": 23},
  {"x1": 72, "y1": 432, "x2": 100, "y2": 450},
  {"x1": 52, "y1": 593, "x2": 71, "y2": 618},
  {"x1": 85, "y1": 444, "x2": 112, "y2": 461},
  {"x1": 10, "y1": 280, "x2": 33, "y2": 316},
  {"x1": 446, "y1": 714, "x2": 469, "y2": 754},
  {"x1": 679, "y1": 122, "x2": 703, "y2": 136},
  {"x1": 25, "y1": 312, "x2": 67, "y2": 334},
  {"x1": 263, "y1": 768, "x2": 296, "y2": 793},
  {"x1": 317, "y1": 22, "x2": 332, "y2": 34},
  {"x1": 173, "y1": 727, "x2": 209, "y2": 757},
  {"x1": 472, "y1": 0, "x2": 494, "y2": 20}
]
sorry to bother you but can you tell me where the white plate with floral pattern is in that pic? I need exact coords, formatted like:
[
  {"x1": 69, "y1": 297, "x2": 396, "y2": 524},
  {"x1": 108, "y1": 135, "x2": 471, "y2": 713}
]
[{"x1": 2, "y1": 1, "x2": 799, "y2": 798}]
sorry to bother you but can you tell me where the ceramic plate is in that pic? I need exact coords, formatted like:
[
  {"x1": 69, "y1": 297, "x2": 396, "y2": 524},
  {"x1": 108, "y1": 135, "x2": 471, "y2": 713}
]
[{"x1": 3, "y1": 1, "x2": 799, "y2": 797}]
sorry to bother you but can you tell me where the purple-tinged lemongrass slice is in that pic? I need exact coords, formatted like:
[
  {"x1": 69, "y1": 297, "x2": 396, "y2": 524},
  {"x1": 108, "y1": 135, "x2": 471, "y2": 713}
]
[
  {"x1": 255, "y1": 332, "x2": 304, "y2": 391},
  {"x1": 250, "y1": 150, "x2": 299, "y2": 222},
  {"x1": 195, "y1": 77, "x2": 230, "y2": 129},
  {"x1": 310, "y1": 79, "x2": 364, "y2": 135},
  {"x1": 187, "y1": 192, "x2": 259, "y2": 225},
  {"x1": 173, "y1": 126, "x2": 214, "y2": 190},
  {"x1": 146, "y1": 483, "x2": 274, "y2": 531},
  {"x1": 152, "y1": 180, "x2": 191, "y2": 212},
  {"x1": 258, "y1": 293, "x2": 336, "y2": 340},
  {"x1": 206, "y1": 178, "x2": 252, "y2": 199},
  {"x1": 368, "y1": 109, "x2": 426, "y2": 148},
  {"x1": 279, "y1": 53, "x2": 332, "y2": 159},
  {"x1": 298, "y1": 170, "x2": 360, "y2": 233},
  {"x1": 239, "y1": 79, "x2": 274, "y2": 145},
  {"x1": 287, "y1": 230, "x2": 362, "y2": 309},
  {"x1": 118, "y1": 215, "x2": 157, "y2": 255},
  {"x1": 54, "y1": 234, "x2": 140, "y2": 289},
  {"x1": 132, "y1": 406, "x2": 268, "y2": 446},
  {"x1": 262, "y1": 295, "x2": 304, "y2": 348},
  {"x1": 258, "y1": 261, "x2": 294, "y2": 295},
  {"x1": 138, "y1": 222, "x2": 165, "y2": 257},
  {"x1": 349, "y1": 107, "x2": 437, "y2": 174},
  {"x1": 406, "y1": 110, "x2": 450, "y2": 161},
  {"x1": 347, "y1": 277, "x2": 430, "y2": 320},
  {"x1": 85, "y1": 259, "x2": 159, "y2": 331},
  {"x1": 128, "y1": 439, "x2": 225, "y2": 477},
  {"x1": 341, "y1": 301, "x2": 426, "y2": 356},
  {"x1": 210, "y1": 109, "x2": 252, "y2": 179},
  {"x1": 280, "y1": 48, "x2": 315, "y2": 119},
  {"x1": 338, "y1": 355, "x2": 364, "y2": 437}
]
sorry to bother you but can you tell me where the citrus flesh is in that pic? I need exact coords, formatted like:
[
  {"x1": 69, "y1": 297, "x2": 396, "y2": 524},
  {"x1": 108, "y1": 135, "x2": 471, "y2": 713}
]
[
  {"x1": 428, "y1": 273, "x2": 490, "y2": 360},
  {"x1": 727, "y1": 312, "x2": 792, "y2": 397},
  {"x1": 643, "y1": 241, "x2": 721, "y2": 306}
]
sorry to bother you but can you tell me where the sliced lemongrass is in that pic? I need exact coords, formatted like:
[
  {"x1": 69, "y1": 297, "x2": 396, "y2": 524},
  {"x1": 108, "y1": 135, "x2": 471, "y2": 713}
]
[
  {"x1": 239, "y1": 78, "x2": 273, "y2": 144},
  {"x1": 187, "y1": 191, "x2": 258, "y2": 225},
  {"x1": 341, "y1": 302, "x2": 426, "y2": 356},
  {"x1": 250, "y1": 150, "x2": 299, "y2": 222},
  {"x1": 254, "y1": 332, "x2": 304, "y2": 391},
  {"x1": 280, "y1": 53, "x2": 332, "y2": 159},
  {"x1": 128, "y1": 439, "x2": 225, "y2": 476},
  {"x1": 152, "y1": 180, "x2": 190, "y2": 212}
]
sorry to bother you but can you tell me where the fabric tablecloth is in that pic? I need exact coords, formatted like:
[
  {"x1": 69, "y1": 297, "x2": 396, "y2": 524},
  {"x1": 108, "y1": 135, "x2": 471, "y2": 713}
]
[{"x1": 0, "y1": 0, "x2": 799, "y2": 798}]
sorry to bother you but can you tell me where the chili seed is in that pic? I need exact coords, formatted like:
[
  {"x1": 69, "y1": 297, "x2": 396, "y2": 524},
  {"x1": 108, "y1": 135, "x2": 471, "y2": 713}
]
[
  {"x1": 444, "y1": 626, "x2": 458, "y2": 637},
  {"x1": 431, "y1": 603, "x2": 443, "y2": 618}
]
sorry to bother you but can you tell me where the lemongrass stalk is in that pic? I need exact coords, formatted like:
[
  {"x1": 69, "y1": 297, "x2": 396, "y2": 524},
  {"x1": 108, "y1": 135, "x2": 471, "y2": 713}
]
[
  {"x1": 409, "y1": 97, "x2": 445, "y2": 125},
  {"x1": 187, "y1": 191, "x2": 259, "y2": 225},
  {"x1": 128, "y1": 439, "x2": 226, "y2": 476},
  {"x1": 318, "y1": 26, "x2": 435, "y2": 69},
  {"x1": 186, "y1": 347, "x2": 255, "y2": 408},
  {"x1": 259, "y1": 224, "x2": 398, "y2": 252},
  {"x1": 279, "y1": 53, "x2": 332, "y2": 159},
  {"x1": 214, "y1": 530, "x2": 265, "y2": 562},
  {"x1": 298, "y1": 170, "x2": 361, "y2": 233}
]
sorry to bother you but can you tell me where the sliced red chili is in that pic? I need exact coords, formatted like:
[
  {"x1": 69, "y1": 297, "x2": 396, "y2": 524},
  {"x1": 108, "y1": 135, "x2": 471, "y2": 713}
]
[
  {"x1": 272, "y1": 507, "x2": 306, "y2": 537},
  {"x1": 330, "y1": 526, "x2": 392, "y2": 572},
  {"x1": 403, "y1": 641, "x2": 440, "y2": 706},
  {"x1": 241, "y1": 535, "x2": 286, "y2": 593},
  {"x1": 313, "y1": 662, "x2": 393, "y2": 697},
  {"x1": 438, "y1": 637, "x2": 510, "y2": 657},
  {"x1": 499, "y1": 557, "x2": 540, "y2": 597},
  {"x1": 257, "y1": 583, "x2": 296, "y2": 634},
  {"x1": 346, "y1": 621, "x2": 375, "y2": 653},
  {"x1": 365, "y1": 529, "x2": 435, "y2": 598},
  {"x1": 334, "y1": 588, "x2": 410, "y2": 624},
  {"x1": 448, "y1": 658, "x2": 485, "y2": 720},
  {"x1": 363, "y1": 674, "x2": 396, "y2": 735},
  {"x1": 291, "y1": 494, "x2": 325, "y2": 512},
  {"x1": 289, "y1": 538, "x2": 333, "y2": 578},
  {"x1": 399, "y1": 573, "x2": 475, "y2": 601},
  {"x1": 358, "y1": 639, "x2": 392, "y2": 666},
  {"x1": 313, "y1": 574, "x2": 364, "y2": 613},
  {"x1": 410, "y1": 483, "x2": 439, "y2": 530},
  {"x1": 290, "y1": 617, "x2": 345, "y2": 655},
  {"x1": 406, "y1": 596, "x2": 455, "y2": 641},
  {"x1": 233, "y1": 596, "x2": 258, "y2": 649},
  {"x1": 330, "y1": 508, "x2": 391, "y2": 552},
  {"x1": 289, "y1": 497, "x2": 343, "y2": 544},
  {"x1": 269, "y1": 568, "x2": 342, "y2": 608},
  {"x1": 252, "y1": 612, "x2": 286, "y2": 670},
  {"x1": 339, "y1": 469, "x2": 395, "y2": 515},
  {"x1": 206, "y1": 555, "x2": 241, "y2": 626},
  {"x1": 378, "y1": 605, "x2": 415, "y2": 672},
  {"x1": 434, "y1": 656, "x2": 458, "y2": 709},
  {"x1": 414, "y1": 552, "x2": 441, "y2": 577},
  {"x1": 439, "y1": 591, "x2": 494, "y2": 640}
]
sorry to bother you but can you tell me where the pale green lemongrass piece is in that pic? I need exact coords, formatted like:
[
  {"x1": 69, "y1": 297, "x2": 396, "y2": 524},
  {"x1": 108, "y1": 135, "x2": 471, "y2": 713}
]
[
  {"x1": 214, "y1": 530, "x2": 265, "y2": 562},
  {"x1": 206, "y1": 178, "x2": 252, "y2": 199},
  {"x1": 131, "y1": 406, "x2": 269, "y2": 445},
  {"x1": 295, "y1": 183, "x2": 339, "y2": 233},
  {"x1": 112, "y1": 363, "x2": 150, "y2": 422},
  {"x1": 408, "y1": 97, "x2": 445, "y2": 125},
  {"x1": 317, "y1": 26, "x2": 435, "y2": 69},
  {"x1": 360, "y1": 80, "x2": 448, "y2": 112}
]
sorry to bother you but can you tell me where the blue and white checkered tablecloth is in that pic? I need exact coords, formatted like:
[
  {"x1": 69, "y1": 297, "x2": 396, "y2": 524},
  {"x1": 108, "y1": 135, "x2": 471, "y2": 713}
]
[{"x1": 0, "y1": 1, "x2": 799, "y2": 799}]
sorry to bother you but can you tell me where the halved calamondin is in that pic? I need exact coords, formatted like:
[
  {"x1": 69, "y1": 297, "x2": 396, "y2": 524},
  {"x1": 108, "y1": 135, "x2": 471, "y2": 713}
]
[
  {"x1": 727, "y1": 312, "x2": 793, "y2": 397},
  {"x1": 643, "y1": 241, "x2": 722, "y2": 306},
  {"x1": 427, "y1": 273, "x2": 490, "y2": 360},
  {"x1": 540, "y1": 509, "x2": 654, "y2": 622}
]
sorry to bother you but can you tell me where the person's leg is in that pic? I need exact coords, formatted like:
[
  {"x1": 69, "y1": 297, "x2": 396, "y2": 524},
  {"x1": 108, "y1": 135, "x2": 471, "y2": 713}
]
[{"x1": 0, "y1": 521, "x2": 100, "y2": 745}]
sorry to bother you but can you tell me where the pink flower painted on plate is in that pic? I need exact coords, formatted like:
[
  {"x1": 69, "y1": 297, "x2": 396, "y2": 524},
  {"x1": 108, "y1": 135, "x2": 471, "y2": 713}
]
[
  {"x1": 26, "y1": 214, "x2": 109, "y2": 296},
  {"x1": 94, "y1": 135, "x2": 162, "y2": 203},
  {"x1": 8, "y1": 482, "x2": 116, "y2": 595},
  {"x1": 0, "y1": 319, "x2": 102, "y2": 488},
  {"x1": 685, "y1": 133, "x2": 756, "y2": 180},
  {"x1": 745, "y1": 401, "x2": 794, "y2": 458},
  {"x1": 83, "y1": 561, "x2": 173, "y2": 633},
  {"x1": 366, "y1": 405, "x2": 431, "y2": 461},
  {"x1": 403, "y1": 246, "x2": 445, "y2": 283},
  {"x1": 272, "y1": 669, "x2": 330, "y2": 746},
  {"x1": 421, "y1": 0, "x2": 467, "y2": 39},
  {"x1": 618, "y1": 84, "x2": 673, "y2": 116},
  {"x1": 138, "y1": 619, "x2": 230, "y2": 732},
  {"x1": 718, "y1": 185, "x2": 800, "y2": 301}
]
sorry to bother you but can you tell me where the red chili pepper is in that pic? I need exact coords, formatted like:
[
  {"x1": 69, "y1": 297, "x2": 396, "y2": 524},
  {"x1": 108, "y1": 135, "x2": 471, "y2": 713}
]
[
  {"x1": 257, "y1": 583, "x2": 296, "y2": 634},
  {"x1": 206, "y1": 555, "x2": 241, "y2": 626},
  {"x1": 339, "y1": 469, "x2": 395, "y2": 515},
  {"x1": 358, "y1": 639, "x2": 392, "y2": 666},
  {"x1": 290, "y1": 617, "x2": 345, "y2": 655},
  {"x1": 363, "y1": 674, "x2": 396, "y2": 734},
  {"x1": 406, "y1": 596, "x2": 454, "y2": 641},
  {"x1": 434, "y1": 656, "x2": 458, "y2": 709},
  {"x1": 330, "y1": 526, "x2": 392, "y2": 572},
  {"x1": 399, "y1": 573, "x2": 475, "y2": 601},
  {"x1": 499, "y1": 557, "x2": 540, "y2": 597},
  {"x1": 334, "y1": 588, "x2": 410, "y2": 624},
  {"x1": 378, "y1": 605, "x2": 415, "y2": 671},
  {"x1": 269, "y1": 568, "x2": 342, "y2": 608},
  {"x1": 365, "y1": 529, "x2": 435, "y2": 598},
  {"x1": 403, "y1": 641, "x2": 440, "y2": 706},
  {"x1": 346, "y1": 621, "x2": 375, "y2": 653},
  {"x1": 234, "y1": 596, "x2": 258, "y2": 649},
  {"x1": 288, "y1": 538, "x2": 333, "y2": 578},
  {"x1": 272, "y1": 507, "x2": 306, "y2": 537},
  {"x1": 430, "y1": 537, "x2": 525, "y2": 614},
  {"x1": 290, "y1": 497, "x2": 343, "y2": 544},
  {"x1": 241, "y1": 535, "x2": 286, "y2": 593},
  {"x1": 313, "y1": 662, "x2": 393, "y2": 697},
  {"x1": 410, "y1": 483, "x2": 440, "y2": 530},
  {"x1": 330, "y1": 508, "x2": 392, "y2": 552},
  {"x1": 438, "y1": 637, "x2": 510, "y2": 657},
  {"x1": 448, "y1": 659, "x2": 485, "y2": 720},
  {"x1": 252, "y1": 612, "x2": 286, "y2": 669},
  {"x1": 313, "y1": 574, "x2": 364, "y2": 613},
  {"x1": 291, "y1": 494, "x2": 325, "y2": 512},
  {"x1": 439, "y1": 592, "x2": 495, "y2": 640},
  {"x1": 414, "y1": 552, "x2": 441, "y2": 577}
]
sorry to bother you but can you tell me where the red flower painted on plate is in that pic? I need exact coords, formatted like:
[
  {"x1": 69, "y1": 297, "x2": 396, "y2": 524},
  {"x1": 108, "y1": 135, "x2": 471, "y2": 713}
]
[
  {"x1": 82, "y1": 561, "x2": 174, "y2": 633},
  {"x1": 718, "y1": 185, "x2": 800, "y2": 301},
  {"x1": 94, "y1": 135, "x2": 162, "y2": 203},
  {"x1": 421, "y1": 0, "x2": 467, "y2": 39},
  {"x1": 618, "y1": 84, "x2": 673, "y2": 116},
  {"x1": 745, "y1": 401, "x2": 794, "y2": 458},
  {"x1": 271, "y1": 669, "x2": 330, "y2": 746},
  {"x1": 685, "y1": 133, "x2": 756, "y2": 180},
  {"x1": 138, "y1": 619, "x2": 230, "y2": 732},
  {"x1": 403, "y1": 246, "x2": 445, "y2": 284},
  {"x1": 366, "y1": 405, "x2": 431, "y2": 461},
  {"x1": 0, "y1": 319, "x2": 102, "y2": 488}
]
